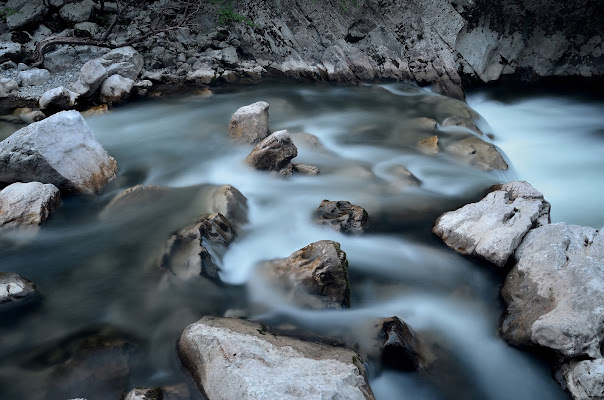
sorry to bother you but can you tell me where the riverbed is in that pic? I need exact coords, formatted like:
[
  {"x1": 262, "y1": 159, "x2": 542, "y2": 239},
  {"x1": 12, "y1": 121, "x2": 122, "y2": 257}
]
[{"x1": 2, "y1": 82, "x2": 601, "y2": 399}]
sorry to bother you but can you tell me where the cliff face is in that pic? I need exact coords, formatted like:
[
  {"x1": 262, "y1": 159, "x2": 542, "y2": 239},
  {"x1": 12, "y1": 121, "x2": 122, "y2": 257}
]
[{"x1": 226, "y1": 0, "x2": 602, "y2": 97}]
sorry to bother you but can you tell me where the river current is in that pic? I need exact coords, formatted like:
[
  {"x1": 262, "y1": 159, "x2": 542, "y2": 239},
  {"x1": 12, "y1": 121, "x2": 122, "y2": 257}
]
[{"x1": 1, "y1": 83, "x2": 602, "y2": 399}]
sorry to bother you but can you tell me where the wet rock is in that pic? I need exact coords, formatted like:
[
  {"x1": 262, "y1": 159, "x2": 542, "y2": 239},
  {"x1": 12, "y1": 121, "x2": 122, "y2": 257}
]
[
  {"x1": 441, "y1": 115, "x2": 483, "y2": 136},
  {"x1": 433, "y1": 181, "x2": 550, "y2": 267},
  {"x1": 245, "y1": 130, "x2": 298, "y2": 172},
  {"x1": 411, "y1": 117, "x2": 438, "y2": 130},
  {"x1": 99, "y1": 74, "x2": 134, "y2": 103},
  {"x1": 124, "y1": 387, "x2": 163, "y2": 400},
  {"x1": 418, "y1": 135, "x2": 440, "y2": 155},
  {"x1": 0, "y1": 41, "x2": 21, "y2": 63},
  {"x1": 315, "y1": 200, "x2": 368, "y2": 234},
  {"x1": 373, "y1": 317, "x2": 423, "y2": 372},
  {"x1": 158, "y1": 213, "x2": 235, "y2": 284},
  {"x1": 0, "y1": 273, "x2": 36, "y2": 305},
  {"x1": 0, "y1": 110, "x2": 118, "y2": 194},
  {"x1": 0, "y1": 78, "x2": 19, "y2": 97},
  {"x1": 258, "y1": 240, "x2": 350, "y2": 309},
  {"x1": 39, "y1": 86, "x2": 79, "y2": 111},
  {"x1": 13, "y1": 107, "x2": 45, "y2": 123},
  {"x1": 73, "y1": 59, "x2": 108, "y2": 97},
  {"x1": 178, "y1": 316, "x2": 375, "y2": 400},
  {"x1": 560, "y1": 359, "x2": 604, "y2": 400},
  {"x1": 228, "y1": 101, "x2": 271, "y2": 144},
  {"x1": 6, "y1": 0, "x2": 48, "y2": 30},
  {"x1": 207, "y1": 184, "x2": 248, "y2": 230},
  {"x1": 293, "y1": 163, "x2": 320, "y2": 175},
  {"x1": 388, "y1": 165, "x2": 421, "y2": 187},
  {"x1": 17, "y1": 68, "x2": 50, "y2": 86},
  {"x1": 81, "y1": 104, "x2": 109, "y2": 116},
  {"x1": 501, "y1": 222, "x2": 604, "y2": 358},
  {"x1": 0, "y1": 182, "x2": 61, "y2": 231},
  {"x1": 290, "y1": 132, "x2": 326, "y2": 152},
  {"x1": 444, "y1": 137, "x2": 508, "y2": 171},
  {"x1": 99, "y1": 184, "x2": 170, "y2": 219},
  {"x1": 59, "y1": 0, "x2": 95, "y2": 23}
]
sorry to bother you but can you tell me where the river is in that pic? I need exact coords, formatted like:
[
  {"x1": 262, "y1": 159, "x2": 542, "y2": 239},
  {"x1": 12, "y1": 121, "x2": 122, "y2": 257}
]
[{"x1": 1, "y1": 82, "x2": 602, "y2": 399}]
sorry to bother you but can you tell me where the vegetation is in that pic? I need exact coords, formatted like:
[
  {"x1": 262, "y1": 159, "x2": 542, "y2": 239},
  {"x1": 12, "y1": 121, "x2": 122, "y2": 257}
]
[{"x1": 0, "y1": 7, "x2": 19, "y2": 22}]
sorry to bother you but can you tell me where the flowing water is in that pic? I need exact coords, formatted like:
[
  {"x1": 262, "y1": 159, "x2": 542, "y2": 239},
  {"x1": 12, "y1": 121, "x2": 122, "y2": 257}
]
[{"x1": 1, "y1": 82, "x2": 601, "y2": 400}]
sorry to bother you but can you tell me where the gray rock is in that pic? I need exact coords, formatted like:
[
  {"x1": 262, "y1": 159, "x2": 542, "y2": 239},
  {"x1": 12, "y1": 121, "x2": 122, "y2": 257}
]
[
  {"x1": 99, "y1": 74, "x2": 134, "y2": 103},
  {"x1": 74, "y1": 58, "x2": 108, "y2": 96},
  {"x1": 73, "y1": 22, "x2": 101, "y2": 37},
  {"x1": 315, "y1": 200, "x2": 369, "y2": 234},
  {"x1": 100, "y1": 47, "x2": 144, "y2": 80},
  {"x1": 6, "y1": 0, "x2": 48, "y2": 30},
  {"x1": 228, "y1": 101, "x2": 271, "y2": 144},
  {"x1": 501, "y1": 223, "x2": 604, "y2": 358},
  {"x1": 433, "y1": 181, "x2": 550, "y2": 267},
  {"x1": 39, "y1": 86, "x2": 79, "y2": 111},
  {"x1": 0, "y1": 41, "x2": 21, "y2": 63},
  {"x1": 1, "y1": 61, "x2": 17, "y2": 70},
  {"x1": 0, "y1": 110, "x2": 118, "y2": 194},
  {"x1": 124, "y1": 388, "x2": 163, "y2": 400},
  {"x1": 0, "y1": 182, "x2": 61, "y2": 231},
  {"x1": 561, "y1": 359, "x2": 604, "y2": 400},
  {"x1": 292, "y1": 163, "x2": 320, "y2": 175},
  {"x1": 44, "y1": 46, "x2": 78, "y2": 72},
  {"x1": 186, "y1": 67, "x2": 215, "y2": 84},
  {"x1": 441, "y1": 115, "x2": 483, "y2": 136},
  {"x1": 0, "y1": 78, "x2": 19, "y2": 97},
  {"x1": 245, "y1": 130, "x2": 298, "y2": 172},
  {"x1": 158, "y1": 213, "x2": 235, "y2": 284},
  {"x1": 207, "y1": 184, "x2": 248, "y2": 230},
  {"x1": 98, "y1": 184, "x2": 170, "y2": 219},
  {"x1": 258, "y1": 240, "x2": 350, "y2": 309},
  {"x1": 444, "y1": 136, "x2": 508, "y2": 171},
  {"x1": 0, "y1": 273, "x2": 36, "y2": 304},
  {"x1": 59, "y1": 0, "x2": 95, "y2": 23},
  {"x1": 221, "y1": 46, "x2": 239, "y2": 66},
  {"x1": 178, "y1": 316, "x2": 375, "y2": 400},
  {"x1": 17, "y1": 68, "x2": 50, "y2": 86}
]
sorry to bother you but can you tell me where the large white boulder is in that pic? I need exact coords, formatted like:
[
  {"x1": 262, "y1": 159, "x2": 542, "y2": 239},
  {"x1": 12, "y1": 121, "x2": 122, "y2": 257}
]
[
  {"x1": 178, "y1": 316, "x2": 375, "y2": 400},
  {"x1": 0, "y1": 111, "x2": 117, "y2": 194},
  {"x1": 0, "y1": 182, "x2": 61, "y2": 231},
  {"x1": 228, "y1": 101, "x2": 271, "y2": 144}
]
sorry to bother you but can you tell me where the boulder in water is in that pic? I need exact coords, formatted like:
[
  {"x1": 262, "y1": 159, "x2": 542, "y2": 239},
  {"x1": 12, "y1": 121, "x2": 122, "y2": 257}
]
[
  {"x1": 207, "y1": 184, "x2": 248, "y2": 231},
  {"x1": 441, "y1": 115, "x2": 483, "y2": 136},
  {"x1": 229, "y1": 101, "x2": 271, "y2": 144},
  {"x1": 501, "y1": 222, "x2": 604, "y2": 358},
  {"x1": 433, "y1": 181, "x2": 550, "y2": 267},
  {"x1": 444, "y1": 136, "x2": 508, "y2": 170},
  {"x1": 315, "y1": 200, "x2": 368, "y2": 234},
  {"x1": 0, "y1": 111, "x2": 117, "y2": 194},
  {"x1": 0, "y1": 182, "x2": 61, "y2": 232},
  {"x1": 258, "y1": 240, "x2": 350, "y2": 309},
  {"x1": 178, "y1": 316, "x2": 375, "y2": 400},
  {"x1": 245, "y1": 130, "x2": 298, "y2": 172},
  {"x1": 0, "y1": 273, "x2": 36, "y2": 305},
  {"x1": 293, "y1": 163, "x2": 320, "y2": 175},
  {"x1": 418, "y1": 135, "x2": 439, "y2": 155}
]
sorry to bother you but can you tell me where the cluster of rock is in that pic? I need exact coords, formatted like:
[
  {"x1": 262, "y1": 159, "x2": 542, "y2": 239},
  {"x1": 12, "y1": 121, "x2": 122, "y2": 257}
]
[{"x1": 433, "y1": 181, "x2": 603, "y2": 399}]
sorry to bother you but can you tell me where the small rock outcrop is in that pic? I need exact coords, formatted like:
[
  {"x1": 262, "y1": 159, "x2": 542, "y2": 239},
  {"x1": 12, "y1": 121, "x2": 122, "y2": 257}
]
[
  {"x1": 228, "y1": 101, "x2": 271, "y2": 144},
  {"x1": 433, "y1": 181, "x2": 550, "y2": 267},
  {"x1": 0, "y1": 273, "x2": 36, "y2": 305},
  {"x1": 315, "y1": 200, "x2": 369, "y2": 234},
  {"x1": 99, "y1": 74, "x2": 134, "y2": 103},
  {"x1": 0, "y1": 182, "x2": 61, "y2": 231},
  {"x1": 207, "y1": 184, "x2": 248, "y2": 230},
  {"x1": 444, "y1": 137, "x2": 508, "y2": 171},
  {"x1": 560, "y1": 359, "x2": 604, "y2": 400},
  {"x1": 245, "y1": 130, "x2": 298, "y2": 173},
  {"x1": 501, "y1": 222, "x2": 604, "y2": 359},
  {"x1": 374, "y1": 317, "x2": 424, "y2": 372},
  {"x1": 17, "y1": 68, "x2": 50, "y2": 86},
  {"x1": 178, "y1": 316, "x2": 375, "y2": 400},
  {"x1": 0, "y1": 110, "x2": 118, "y2": 194},
  {"x1": 258, "y1": 240, "x2": 350, "y2": 309},
  {"x1": 39, "y1": 86, "x2": 79, "y2": 111},
  {"x1": 158, "y1": 213, "x2": 235, "y2": 284}
]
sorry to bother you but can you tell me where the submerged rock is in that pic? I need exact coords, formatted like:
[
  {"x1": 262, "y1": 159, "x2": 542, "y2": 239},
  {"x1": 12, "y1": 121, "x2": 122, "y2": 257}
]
[
  {"x1": 245, "y1": 130, "x2": 298, "y2": 172},
  {"x1": 418, "y1": 135, "x2": 440, "y2": 155},
  {"x1": 99, "y1": 184, "x2": 170, "y2": 220},
  {"x1": 258, "y1": 240, "x2": 350, "y2": 309},
  {"x1": 0, "y1": 273, "x2": 36, "y2": 305},
  {"x1": 158, "y1": 213, "x2": 235, "y2": 284},
  {"x1": 0, "y1": 110, "x2": 117, "y2": 194},
  {"x1": 501, "y1": 223, "x2": 604, "y2": 359},
  {"x1": 0, "y1": 182, "x2": 61, "y2": 231},
  {"x1": 314, "y1": 200, "x2": 369, "y2": 234},
  {"x1": 228, "y1": 101, "x2": 271, "y2": 144},
  {"x1": 178, "y1": 316, "x2": 375, "y2": 400},
  {"x1": 441, "y1": 115, "x2": 483, "y2": 136},
  {"x1": 444, "y1": 136, "x2": 508, "y2": 171},
  {"x1": 560, "y1": 359, "x2": 604, "y2": 400},
  {"x1": 433, "y1": 181, "x2": 550, "y2": 267},
  {"x1": 293, "y1": 163, "x2": 320, "y2": 175},
  {"x1": 207, "y1": 184, "x2": 248, "y2": 231}
]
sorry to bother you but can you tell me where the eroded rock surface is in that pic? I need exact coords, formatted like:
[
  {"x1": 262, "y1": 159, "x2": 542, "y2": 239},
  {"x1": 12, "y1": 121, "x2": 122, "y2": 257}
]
[
  {"x1": 245, "y1": 130, "x2": 298, "y2": 172},
  {"x1": 433, "y1": 181, "x2": 550, "y2": 267},
  {"x1": 178, "y1": 316, "x2": 375, "y2": 400},
  {"x1": 315, "y1": 200, "x2": 368, "y2": 234},
  {"x1": 229, "y1": 101, "x2": 271, "y2": 144},
  {"x1": 444, "y1": 137, "x2": 508, "y2": 171},
  {"x1": 501, "y1": 223, "x2": 604, "y2": 359},
  {"x1": 207, "y1": 184, "x2": 248, "y2": 230},
  {"x1": 0, "y1": 182, "x2": 61, "y2": 231},
  {"x1": 560, "y1": 359, "x2": 604, "y2": 400},
  {"x1": 0, "y1": 110, "x2": 117, "y2": 194},
  {"x1": 258, "y1": 240, "x2": 350, "y2": 309}
]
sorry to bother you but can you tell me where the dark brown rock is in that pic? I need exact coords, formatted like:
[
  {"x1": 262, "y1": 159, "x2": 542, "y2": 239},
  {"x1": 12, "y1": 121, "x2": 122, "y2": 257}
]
[
  {"x1": 315, "y1": 200, "x2": 368, "y2": 234},
  {"x1": 245, "y1": 130, "x2": 298, "y2": 172}
]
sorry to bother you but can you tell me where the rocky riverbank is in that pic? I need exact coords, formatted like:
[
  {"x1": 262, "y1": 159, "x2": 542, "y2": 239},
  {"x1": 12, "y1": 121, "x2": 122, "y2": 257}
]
[{"x1": 1, "y1": 0, "x2": 602, "y2": 117}]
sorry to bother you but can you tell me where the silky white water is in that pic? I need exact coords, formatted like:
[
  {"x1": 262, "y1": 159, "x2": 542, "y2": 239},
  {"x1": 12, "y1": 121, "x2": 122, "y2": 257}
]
[{"x1": 2, "y1": 82, "x2": 600, "y2": 399}]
